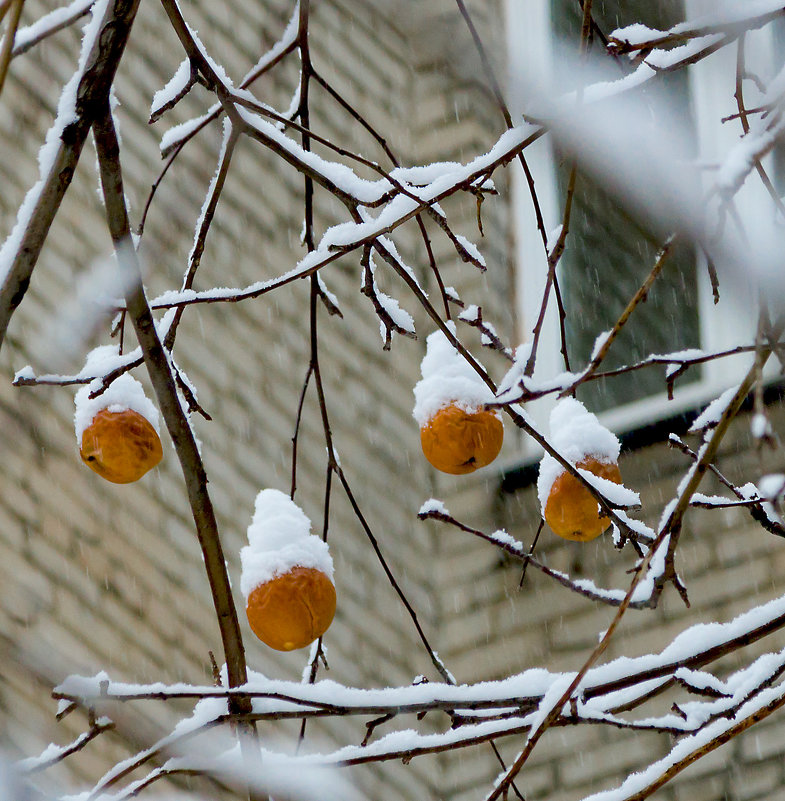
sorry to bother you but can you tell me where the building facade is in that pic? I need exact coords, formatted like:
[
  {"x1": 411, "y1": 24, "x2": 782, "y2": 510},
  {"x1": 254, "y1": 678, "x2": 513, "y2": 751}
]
[{"x1": 2, "y1": 1, "x2": 785, "y2": 800}]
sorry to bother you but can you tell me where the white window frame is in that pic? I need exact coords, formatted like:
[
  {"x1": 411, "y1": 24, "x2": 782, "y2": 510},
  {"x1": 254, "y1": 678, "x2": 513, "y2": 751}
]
[{"x1": 505, "y1": 0, "x2": 779, "y2": 458}]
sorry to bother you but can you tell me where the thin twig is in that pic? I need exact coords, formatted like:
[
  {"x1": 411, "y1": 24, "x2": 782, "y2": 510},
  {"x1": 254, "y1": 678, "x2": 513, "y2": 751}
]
[
  {"x1": 18, "y1": 721, "x2": 115, "y2": 774},
  {"x1": 563, "y1": 235, "x2": 676, "y2": 396},
  {"x1": 734, "y1": 34, "x2": 785, "y2": 220},
  {"x1": 519, "y1": 518, "x2": 543, "y2": 588},
  {"x1": 11, "y1": 0, "x2": 93, "y2": 58},
  {"x1": 0, "y1": 0, "x2": 23, "y2": 97},
  {"x1": 163, "y1": 121, "x2": 239, "y2": 351},
  {"x1": 338, "y1": 465, "x2": 452, "y2": 683},
  {"x1": 454, "y1": 0, "x2": 548, "y2": 250},
  {"x1": 420, "y1": 508, "x2": 645, "y2": 608},
  {"x1": 650, "y1": 313, "x2": 785, "y2": 604}
]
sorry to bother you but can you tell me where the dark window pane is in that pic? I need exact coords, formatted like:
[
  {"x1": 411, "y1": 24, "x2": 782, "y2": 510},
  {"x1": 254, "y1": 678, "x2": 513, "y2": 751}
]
[{"x1": 551, "y1": 0, "x2": 701, "y2": 412}]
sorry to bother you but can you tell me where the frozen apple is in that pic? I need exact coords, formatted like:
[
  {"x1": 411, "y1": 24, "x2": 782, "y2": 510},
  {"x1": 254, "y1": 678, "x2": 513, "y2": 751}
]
[
  {"x1": 241, "y1": 489, "x2": 336, "y2": 651},
  {"x1": 420, "y1": 403, "x2": 503, "y2": 475},
  {"x1": 246, "y1": 566, "x2": 336, "y2": 651},
  {"x1": 538, "y1": 398, "x2": 622, "y2": 542},
  {"x1": 80, "y1": 408, "x2": 162, "y2": 484},
  {"x1": 413, "y1": 326, "x2": 502, "y2": 475},
  {"x1": 544, "y1": 456, "x2": 622, "y2": 541},
  {"x1": 74, "y1": 369, "x2": 162, "y2": 484}
]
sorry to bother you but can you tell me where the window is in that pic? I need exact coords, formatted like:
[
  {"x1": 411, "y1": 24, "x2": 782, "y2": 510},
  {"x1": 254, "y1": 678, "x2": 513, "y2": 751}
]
[{"x1": 506, "y1": 0, "x2": 775, "y2": 452}]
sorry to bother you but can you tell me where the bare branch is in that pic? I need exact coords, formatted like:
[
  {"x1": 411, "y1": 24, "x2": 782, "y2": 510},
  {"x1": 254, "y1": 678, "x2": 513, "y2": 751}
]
[
  {"x1": 0, "y1": 0, "x2": 23, "y2": 97},
  {"x1": 91, "y1": 102, "x2": 252, "y2": 717},
  {"x1": 0, "y1": 0, "x2": 141, "y2": 353},
  {"x1": 608, "y1": 8, "x2": 785, "y2": 55},
  {"x1": 11, "y1": 0, "x2": 94, "y2": 58}
]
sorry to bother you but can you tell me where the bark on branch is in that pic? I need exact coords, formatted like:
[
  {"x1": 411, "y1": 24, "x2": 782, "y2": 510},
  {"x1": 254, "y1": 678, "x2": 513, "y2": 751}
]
[
  {"x1": 0, "y1": 0, "x2": 140, "y2": 352},
  {"x1": 91, "y1": 104, "x2": 251, "y2": 712}
]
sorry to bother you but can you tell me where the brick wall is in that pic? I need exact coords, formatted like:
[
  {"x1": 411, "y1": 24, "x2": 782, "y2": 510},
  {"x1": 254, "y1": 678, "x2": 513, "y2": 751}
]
[
  {"x1": 7, "y1": 2, "x2": 779, "y2": 801},
  {"x1": 0, "y1": 0, "x2": 513, "y2": 798}
]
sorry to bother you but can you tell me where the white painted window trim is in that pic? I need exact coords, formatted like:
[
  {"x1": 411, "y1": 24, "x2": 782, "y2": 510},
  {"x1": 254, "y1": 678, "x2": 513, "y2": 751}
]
[{"x1": 505, "y1": 0, "x2": 778, "y2": 460}]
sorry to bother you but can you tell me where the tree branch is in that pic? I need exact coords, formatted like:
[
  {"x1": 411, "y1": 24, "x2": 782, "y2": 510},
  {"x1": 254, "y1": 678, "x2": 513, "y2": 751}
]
[
  {"x1": 0, "y1": 0, "x2": 140, "y2": 353},
  {"x1": 91, "y1": 103, "x2": 253, "y2": 721}
]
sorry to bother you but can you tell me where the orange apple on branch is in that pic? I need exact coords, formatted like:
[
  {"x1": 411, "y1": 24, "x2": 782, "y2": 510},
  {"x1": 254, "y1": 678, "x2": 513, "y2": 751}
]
[
  {"x1": 241, "y1": 489, "x2": 336, "y2": 651},
  {"x1": 75, "y1": 370, "x2": 162, "y2": 484},
  {"x1": 414, "y1": 328, "x2": 503, "y2": 475},
  {"x1": 538, "y1": 398, "x2": 623, "y2": 542}
]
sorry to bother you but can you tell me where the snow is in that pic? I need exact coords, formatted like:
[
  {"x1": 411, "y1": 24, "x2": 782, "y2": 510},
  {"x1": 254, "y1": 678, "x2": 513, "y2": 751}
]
[
  {"x1": 689, "y1": 384, "x2": 741, "y2": 432},
  {"x1": 317, "y1": 274, "x2": 341, "y2": 313},
  {"x1": 665, "y1": 348, "x2": 705, "y2": 378},
  {"x1": 240, "y1": 489, "x2": 334, "y2": 599},
  {"x1": 526, "y1": 673, "x2": 575, "y2": 738},
  {"x1": 374, "y1": 235, "x2": 424, "y2": 293},
  {"x1": 455, "y1": 234, "x2": 485, "y2": 268},
  {"x1": 418, "y1": 498, "x2": 449, "y2": 517},
  {"x1": 51, "y1": 586, "x2": 785, "y2": 776},
  {"x1": 186, "y1": 117, "x2": 235, "y2": 279},
  {"x1": 240, "y1": 1, "x2": 299, "y2": 85},
  {"x1": 412, "y1": 325, "x2": 496, "y2": 426},
  {"x1": 546, "y1": 224, "x2": 563, "y2": 254},
  {"x1": 458, "y1": 304, "x2": 480, "y2": 323},
  {"x1": 156, "y1": 122, "x2": 538, "y2": 311},
  {"x1": 0, "y1": 756, "x2": 29, "y2": 801},
  {"x1": 610, "y1": 2, "x2": 785, "y2": 49},
  {"x1": 675, "y1": 0, "x2": 785, "y2": 31},
  {"x1": 757, "y1": 474, "x2": 785, "y2": 500},
  {"x1": 161, "y1": 739, "x2": 362, "y2": 801},
  {"x1": 15, "y1": 718, "x2": 112, "y2": 773},
  {"x1": 609, "y1": 23, "x2": 665, "y2": 47},
  {"x1": 749, "y1": 475, "x2": 785, "y2": 525},
  {"x1": 390, "y1": 162, "x2": 465, "y2": 185},
  {"x1": 580, "y1": 680, "x2": 785, "y2": 801},
  {"x1": 574, "y1": 61, "x2": 657, "y2": 105},
  {"x1": 73, "y1": 348, "x2": 160, "y2": 446},
  {"x1": 52, "y1": 578, "x2": 785, "y2": 712},
  {"x1": 365, "y1": 258, "x2": 415, "y2": 342},
  {"x1": 629, "y1": 534, "x2": 670, "y2": 604},
  {"x1": 536, "y1": 397, "x2": 621, "y2": 511},
  {"x1": 674, "y1": 666, "x2": 729, "y2": 696},
  {"x1": 576, "y1": 467, "x2": 639, "y2": 508},
  {"x1": 486, "y1": 528, "x2": 524, "y2": 553},
  {"x1": 12, "y1": 0, "x2": 94, "y2": 53},
  {"x1": 235, "y1": 105, "x2": 392, "y2": 205},
  {"x1": 751, "y1": 413, "x2": 771, "y2": 439},
  {"x1": 716, "y1": 116, "x2": 785, "y2": 196},
  {"x1": 495, "y1": 343, "x2": 531, "y2": 401},
  {"x1": 150, "y1": 58, "x2": 191, "y2": 119},
  {"x1": 183, "y1": 20, "x2": 233, "y2": 90},
  {"x1": 613, "y1": 510, "x2": 656, "y2": 542},
  {"x1": 161, "y1": 106, "x2": 218, "y2": 153},
  {"x1": 644, "y1": 34, "x2": 724, "y2": 71},
  {"x1": 590, "y1": 329, "x2": 612, "y2": 361},
  {"x1": 13, "y1": 365, "x2": 35, "y2": 382}
]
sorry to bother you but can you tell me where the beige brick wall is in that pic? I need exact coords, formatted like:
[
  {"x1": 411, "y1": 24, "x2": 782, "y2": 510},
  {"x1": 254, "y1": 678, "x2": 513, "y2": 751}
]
[
  {"x1": 0, "y1": 0, "x2": 513, "y2": 798},
  {"x1": 9, "y1": 2, "x2": 781, "y2": 801}
]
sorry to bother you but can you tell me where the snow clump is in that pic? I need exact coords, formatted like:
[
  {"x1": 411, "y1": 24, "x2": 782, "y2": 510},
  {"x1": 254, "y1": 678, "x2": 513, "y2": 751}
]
[
  {"x1": 240, "y1": 489, "x2": 334, "y2": 600},
  {"x1": 412, "y1": 324, "x2": 496, "y2": 426},
  {"x1": 74, "y1": 347, "x2": 160, "y2": 446},
  {"x1": 537, "y1": 397, "x2": 620, "y2": 511}
]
